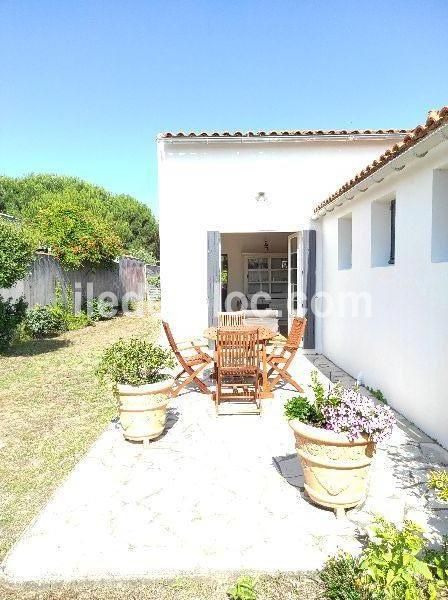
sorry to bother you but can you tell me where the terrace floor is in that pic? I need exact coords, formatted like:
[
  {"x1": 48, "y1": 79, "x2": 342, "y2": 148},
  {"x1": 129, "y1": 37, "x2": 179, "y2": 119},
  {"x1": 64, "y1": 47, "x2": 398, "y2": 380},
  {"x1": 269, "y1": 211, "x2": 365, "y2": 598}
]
[{"x1": 2, "y1": 353, "x2": 448, "y2": 582}]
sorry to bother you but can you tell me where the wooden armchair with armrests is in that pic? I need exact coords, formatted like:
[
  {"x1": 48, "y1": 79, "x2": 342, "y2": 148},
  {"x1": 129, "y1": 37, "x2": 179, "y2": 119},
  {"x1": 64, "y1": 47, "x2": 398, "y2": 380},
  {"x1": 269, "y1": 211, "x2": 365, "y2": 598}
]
[
  {"x1": 266, "y1": 317, "x2": 307, "y2": 393},
  {"x1": 162, "y1": 321, "x2": 213, "y2": 397}
]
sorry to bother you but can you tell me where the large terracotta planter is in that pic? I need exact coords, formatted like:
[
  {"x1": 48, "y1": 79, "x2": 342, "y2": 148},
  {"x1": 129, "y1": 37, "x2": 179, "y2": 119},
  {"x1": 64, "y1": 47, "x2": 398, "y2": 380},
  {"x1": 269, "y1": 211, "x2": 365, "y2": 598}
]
[
  {"x1": 117, "y1": 378, "x2": 174, "y2": 444},
  {"x1": 290, "y1": 419, "x2": 375, "y2": 515}
]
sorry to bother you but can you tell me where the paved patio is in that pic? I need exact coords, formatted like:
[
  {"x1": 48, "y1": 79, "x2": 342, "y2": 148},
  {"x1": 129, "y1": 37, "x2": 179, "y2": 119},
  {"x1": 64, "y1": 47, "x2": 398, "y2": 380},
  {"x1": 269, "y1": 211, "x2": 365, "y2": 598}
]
[{"x1": 2, "y1": 354, "x2": 448, "y2": 582}]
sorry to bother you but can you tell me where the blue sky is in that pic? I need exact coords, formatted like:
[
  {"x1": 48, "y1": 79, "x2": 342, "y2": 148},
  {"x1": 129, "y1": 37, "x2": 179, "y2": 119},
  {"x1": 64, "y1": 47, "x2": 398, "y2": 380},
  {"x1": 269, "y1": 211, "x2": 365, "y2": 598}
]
[{"x1": 1, "y1": 0, "x2": 447, "y2": 216}]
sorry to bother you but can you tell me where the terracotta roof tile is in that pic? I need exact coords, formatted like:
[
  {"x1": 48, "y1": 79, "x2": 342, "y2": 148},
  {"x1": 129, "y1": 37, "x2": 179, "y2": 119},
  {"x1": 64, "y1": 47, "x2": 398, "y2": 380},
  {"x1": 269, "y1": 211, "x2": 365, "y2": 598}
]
[
  {"x1": 314, "y1": 106, "x2": 448, "y2": 214},
  {"x1": 159, "y1": 128, "x2": 409, "y2": 139}
]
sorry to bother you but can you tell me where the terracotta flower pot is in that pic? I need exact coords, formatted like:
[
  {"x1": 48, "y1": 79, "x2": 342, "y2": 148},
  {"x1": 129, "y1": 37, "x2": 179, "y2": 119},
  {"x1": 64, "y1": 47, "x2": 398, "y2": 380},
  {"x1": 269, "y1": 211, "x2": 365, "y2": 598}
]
[
  {"x1": 117, "y1": 378, "x2": 175, "y2": 445},
  {"x1": 289, "y1": 419, "x2": 375, "y2": 515}
]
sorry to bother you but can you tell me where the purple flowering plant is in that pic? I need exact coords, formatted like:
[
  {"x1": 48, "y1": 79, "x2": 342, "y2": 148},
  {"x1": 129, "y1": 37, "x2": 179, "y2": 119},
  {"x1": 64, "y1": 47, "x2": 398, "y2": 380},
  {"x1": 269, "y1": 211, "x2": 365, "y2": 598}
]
[
  {"x1": 284, "y1": 371, "x2": 395, "y2": 444},
  {"x1": 322, "y1": 388, "x2": 395, "y2": 443}
]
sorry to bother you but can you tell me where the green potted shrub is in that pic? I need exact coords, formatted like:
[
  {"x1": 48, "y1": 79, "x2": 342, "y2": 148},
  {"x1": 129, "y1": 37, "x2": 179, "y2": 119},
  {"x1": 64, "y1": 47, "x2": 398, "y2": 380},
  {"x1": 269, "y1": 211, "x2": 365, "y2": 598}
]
[
  {"x1": 285, "y1": 371, "x2": 395, "y2": 517},
  {"x1": 97, "y1": 338, "x2": 175, "y2": 445}
]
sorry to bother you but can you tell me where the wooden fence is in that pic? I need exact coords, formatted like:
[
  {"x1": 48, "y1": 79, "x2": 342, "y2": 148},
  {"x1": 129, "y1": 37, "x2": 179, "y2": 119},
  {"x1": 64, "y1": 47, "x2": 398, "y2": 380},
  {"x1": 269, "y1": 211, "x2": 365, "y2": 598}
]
[{"x1": 0, "y1": 253, "x2": 151, "y2": 308}]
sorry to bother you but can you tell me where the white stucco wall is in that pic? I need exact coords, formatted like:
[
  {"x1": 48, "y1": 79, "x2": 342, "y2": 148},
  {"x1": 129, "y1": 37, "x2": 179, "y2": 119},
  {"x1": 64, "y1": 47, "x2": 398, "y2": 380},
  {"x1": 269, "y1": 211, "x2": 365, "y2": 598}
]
[
  {"x1": 320, "y1": 141, "x2": 448, "y2": 448},
  {"x1": 158, "y1": 135, "x2": 401, "y2": 339}
]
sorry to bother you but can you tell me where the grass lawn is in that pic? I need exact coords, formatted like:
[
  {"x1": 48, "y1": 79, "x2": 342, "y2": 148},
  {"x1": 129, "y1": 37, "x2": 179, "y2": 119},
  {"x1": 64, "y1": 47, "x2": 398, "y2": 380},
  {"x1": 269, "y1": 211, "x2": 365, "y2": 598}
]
[
  {"x1": 0, "y1": 573, "x2": 323, "y2": 599},
  {"x1": 0, "y1": 304, "x2": 160, "y2": 562}
]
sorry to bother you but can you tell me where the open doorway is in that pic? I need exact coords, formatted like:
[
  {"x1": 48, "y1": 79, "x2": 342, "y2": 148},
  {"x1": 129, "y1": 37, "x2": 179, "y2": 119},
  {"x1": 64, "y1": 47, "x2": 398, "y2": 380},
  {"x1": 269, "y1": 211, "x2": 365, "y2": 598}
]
[{"x1": 220, "y1": 232, "x2": 294, "y2": 334}]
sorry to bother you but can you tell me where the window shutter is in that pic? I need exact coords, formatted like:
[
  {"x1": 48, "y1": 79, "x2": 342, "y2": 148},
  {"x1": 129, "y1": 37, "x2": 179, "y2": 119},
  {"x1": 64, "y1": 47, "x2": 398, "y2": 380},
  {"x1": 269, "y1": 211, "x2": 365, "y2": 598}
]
[
  {"x1": 301, "y1": 230, "x2": 316, "y2": 349},
  {"x1": 207, "y1": 231, "x2": 220, "y2": 327}
]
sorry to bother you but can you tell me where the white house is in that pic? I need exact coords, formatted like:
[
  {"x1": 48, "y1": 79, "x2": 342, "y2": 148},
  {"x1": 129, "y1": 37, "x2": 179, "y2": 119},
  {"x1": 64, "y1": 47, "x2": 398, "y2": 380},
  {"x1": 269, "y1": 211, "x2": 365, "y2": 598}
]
[
  {"x1": 314, "y1": 108, "x2": 448, "y2": 449},
  {"x1": 157, "y1": 107, "x2": 448, "y2": 448}
]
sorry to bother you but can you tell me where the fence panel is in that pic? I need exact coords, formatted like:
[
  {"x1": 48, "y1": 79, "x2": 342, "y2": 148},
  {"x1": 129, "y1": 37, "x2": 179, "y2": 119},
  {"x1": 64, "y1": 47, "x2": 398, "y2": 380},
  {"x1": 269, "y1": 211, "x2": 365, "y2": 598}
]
[{"x1": 0, "y1": 253, "x2": 148, "y2": 308}]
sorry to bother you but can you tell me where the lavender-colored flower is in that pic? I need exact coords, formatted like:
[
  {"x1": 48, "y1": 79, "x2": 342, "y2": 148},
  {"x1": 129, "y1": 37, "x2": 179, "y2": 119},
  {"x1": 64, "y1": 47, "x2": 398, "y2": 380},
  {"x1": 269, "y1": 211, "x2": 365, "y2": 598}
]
[{"x1": 322, "y1": 388, "x2": 395, "y2": 444}]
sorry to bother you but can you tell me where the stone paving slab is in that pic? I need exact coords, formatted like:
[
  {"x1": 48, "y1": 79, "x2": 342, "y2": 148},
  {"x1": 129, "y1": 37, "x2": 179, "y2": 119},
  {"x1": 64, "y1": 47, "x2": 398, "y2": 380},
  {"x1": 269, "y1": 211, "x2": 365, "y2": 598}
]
[{"x1": 2, "y1": 354, "x2": 447, "y2": 582}]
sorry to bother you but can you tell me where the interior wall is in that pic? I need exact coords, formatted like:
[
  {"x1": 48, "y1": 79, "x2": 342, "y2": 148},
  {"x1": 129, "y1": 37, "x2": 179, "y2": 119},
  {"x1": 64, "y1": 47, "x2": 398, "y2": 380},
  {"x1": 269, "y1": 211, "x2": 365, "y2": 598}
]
[{"x1": 221, "y1": 232, "x2": 290, "y2": 296}]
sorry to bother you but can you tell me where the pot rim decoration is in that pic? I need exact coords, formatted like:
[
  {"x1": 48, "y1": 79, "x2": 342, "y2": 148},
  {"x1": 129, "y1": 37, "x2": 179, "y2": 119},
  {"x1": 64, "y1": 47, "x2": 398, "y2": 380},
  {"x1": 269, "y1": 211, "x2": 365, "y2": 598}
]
[
  {"x1": 289, "y1": 419, "x2": 371, "y2": 446},
  {"x1": 116, "y1": 377, "x2": 175, "y2": 395}
]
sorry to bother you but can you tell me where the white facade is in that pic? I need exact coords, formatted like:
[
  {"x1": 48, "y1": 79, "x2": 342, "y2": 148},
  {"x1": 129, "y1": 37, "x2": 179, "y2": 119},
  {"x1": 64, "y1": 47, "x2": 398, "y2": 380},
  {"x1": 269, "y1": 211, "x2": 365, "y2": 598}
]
[
  {"x1": 158, "y1": 134, "x2": 401, "y2": 339},
  {"x1": 158, "y1": 127, "x2": 448, "y2": 448},
  {"x1": 319, "y1": 139, "x2": 448, "y2": 449}
]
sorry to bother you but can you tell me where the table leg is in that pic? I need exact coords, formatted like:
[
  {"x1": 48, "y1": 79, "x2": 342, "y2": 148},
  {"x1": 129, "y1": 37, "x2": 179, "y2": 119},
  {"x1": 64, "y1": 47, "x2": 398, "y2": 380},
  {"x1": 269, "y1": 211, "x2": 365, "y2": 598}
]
[{"x1": 260, "y1": 341, "x2": 273, "y2": 399}]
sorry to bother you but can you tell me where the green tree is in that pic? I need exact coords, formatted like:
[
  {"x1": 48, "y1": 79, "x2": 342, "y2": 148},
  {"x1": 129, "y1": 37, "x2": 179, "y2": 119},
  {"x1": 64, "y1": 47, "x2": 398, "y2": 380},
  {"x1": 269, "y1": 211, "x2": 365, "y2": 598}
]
[
  {"x1": 0, "y1": 219, "x2": 34, "y2": 288},
  {"x1": 0, "y1": 219, "x2": 33, "y2": 352},
  {"x1": 23, "y1": 190, "x2": 123, "y2": 269},
  {"x1": 0, "y1": 174, "x2": 159, "y2": 259},
  {"x1": 108, "y1": 194, "x2": 159, "y2": 260},
  {"x1": 0, "y1": 173, "x2": 110, "y2": 215}
]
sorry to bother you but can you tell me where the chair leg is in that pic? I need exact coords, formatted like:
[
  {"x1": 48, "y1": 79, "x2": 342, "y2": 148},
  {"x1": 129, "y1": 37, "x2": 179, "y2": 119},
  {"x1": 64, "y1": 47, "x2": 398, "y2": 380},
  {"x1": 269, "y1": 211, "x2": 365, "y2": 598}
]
[
  {"x1": 174, "y1": 367, "x2": 187, "y2": 381},
  {"x1": 216, "y1": 369, "x2": 221, "y2": 412},
  {"x1": 170, "y1": 371, "x2": 197, "y2": 397},
  {"x1": 280, "y1": 370, "x2": 304, "y2": 393},
  {"x1": 255, "y1": 373, "x2": 260, "y2": 410},
  {"x1": 193, "y1": 363, "x2": 212, "y2": 394},
  {"x1": 171, "y1": 363, "x2": 210, "y2": 397},
  {"x1": 268, "y1": 365, "x2": 303, "y2": 393}
]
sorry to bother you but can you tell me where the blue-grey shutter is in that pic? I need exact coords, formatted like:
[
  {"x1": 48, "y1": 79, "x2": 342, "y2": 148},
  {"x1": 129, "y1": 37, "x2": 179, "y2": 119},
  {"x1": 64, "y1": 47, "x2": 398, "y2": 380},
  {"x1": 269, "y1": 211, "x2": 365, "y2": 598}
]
[
  {"x1": 207, "y1": 231, "x2": 220, "y2": 327},
  {"x1": 302, "y1": 230, "x2": 316, "y2": 349}
]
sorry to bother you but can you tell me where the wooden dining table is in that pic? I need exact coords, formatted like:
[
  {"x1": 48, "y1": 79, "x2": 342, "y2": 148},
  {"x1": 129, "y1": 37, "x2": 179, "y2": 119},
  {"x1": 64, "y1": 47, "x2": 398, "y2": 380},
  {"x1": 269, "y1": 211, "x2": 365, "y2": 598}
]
[{"x1": 203, "y1": 325, "x2": 277, "y2": 399}]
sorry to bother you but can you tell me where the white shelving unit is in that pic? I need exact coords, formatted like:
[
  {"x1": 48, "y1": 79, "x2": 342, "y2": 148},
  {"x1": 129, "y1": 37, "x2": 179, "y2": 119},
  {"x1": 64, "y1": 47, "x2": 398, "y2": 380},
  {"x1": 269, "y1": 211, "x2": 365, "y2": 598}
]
[{"x1": 243, "y1": 253, "x2": 288, "y2": 326}]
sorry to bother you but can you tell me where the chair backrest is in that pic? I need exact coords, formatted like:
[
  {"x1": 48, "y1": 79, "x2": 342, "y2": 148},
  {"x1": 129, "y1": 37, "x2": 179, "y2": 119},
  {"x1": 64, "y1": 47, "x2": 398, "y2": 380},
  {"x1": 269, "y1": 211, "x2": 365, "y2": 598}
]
[
  {"x1": 216, "y1": 328, "x2": 259, "y2": 370},
  {"x1": 218, "y1": 312, "x2": 244, "y2": 328},
  {"x1": 162, "y1": 321, "x2": 180, "y2": 356},
  {"x1": 285, "y1": 317, "x2": 307, "y2": 351}
]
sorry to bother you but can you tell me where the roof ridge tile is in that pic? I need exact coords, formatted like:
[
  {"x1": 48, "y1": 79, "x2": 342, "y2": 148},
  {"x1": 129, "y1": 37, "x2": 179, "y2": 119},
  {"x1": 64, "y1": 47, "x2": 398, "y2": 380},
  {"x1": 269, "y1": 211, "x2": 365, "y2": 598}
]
[{"x1": 159, "y1": 128, "x2": 410, "y2": 139}]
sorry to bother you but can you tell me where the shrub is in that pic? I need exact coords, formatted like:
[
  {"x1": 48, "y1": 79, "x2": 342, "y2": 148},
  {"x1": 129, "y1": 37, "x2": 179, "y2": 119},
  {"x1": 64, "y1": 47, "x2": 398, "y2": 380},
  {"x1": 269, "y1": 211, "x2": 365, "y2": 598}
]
[
  {"x1": 52, "y1": 283, "x2": 93, "y2": 331},
  {"x1": 284, "y1": 371, "x2": 340, "y2": 425},
  {"x1": 126, "y1": 298, "x2": 137, "y2": 312},
  {"x1": 284, "y1": 395, "x2": 324, "y2": 425},
  {"x1": 0, "y1": 296, "x2": 27, "y2": 352},
  {"x1": 427, "y1": 470, "x2": 448, "y2": 502},
  {"x1": 128, "y1": 246, "x2": 157, "y2": 264},
  {"x1": 366, "y1": 387, "x2": 388, "y2": 405},
  {"x1": 311, "y1": 369, "x2": 342, "y2": 409},
  {"x1": 322, "y1": 520, "x2": 446, "y2": 600},
  {"x1": 85, "y1": 297, "x2": 115, "y2": 322},
  {"x1": 66, "y1": 311, "x2": 92, "y2": 330},
  {"x1": 97, "y1": 338, "x2": 175, "y2": 386},
  {"x1": 120, "y1": 297, "x2": 137, "y2": 312},
  {"x1": 424, "y1": 538, "x2": 448, "y2": 590},
  {"x1": 227, "y1": 576, "x2": 257, "y2": 600},
  {"x1": 320, "y1": 553, "x2": 368, "y2": 600},
  {"x1": 25, "y1": 304, "x2": 67, "y2": 337},
  {"x1": 24, "y1": 284, "x2": 94, "y2": 338},
  {"x1": 0, "y1": 219, "x2": 34, "y2": 288},
  {"x1": 147, "y1": 274, "x2": 160, "y2": 289},
  {"x1": 359, "y1": 518, "x2": 436, "y2": 599}
]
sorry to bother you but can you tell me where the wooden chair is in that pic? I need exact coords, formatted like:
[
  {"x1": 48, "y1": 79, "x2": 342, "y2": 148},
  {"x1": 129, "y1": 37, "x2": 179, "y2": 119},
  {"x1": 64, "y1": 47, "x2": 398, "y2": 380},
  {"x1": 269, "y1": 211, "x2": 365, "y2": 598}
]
[
  {"x1": 214, "y1": 328, "x2": 261, "y2": 414},
  {"x1": 266, "y1": 317, "x2": 307, "y2": 393},
  {"x1": 217, "y1": 312, "x2": 244, "y2": 327},
  {"x1": 162, "y1": 321, "x2": 213, "y2": 397}
]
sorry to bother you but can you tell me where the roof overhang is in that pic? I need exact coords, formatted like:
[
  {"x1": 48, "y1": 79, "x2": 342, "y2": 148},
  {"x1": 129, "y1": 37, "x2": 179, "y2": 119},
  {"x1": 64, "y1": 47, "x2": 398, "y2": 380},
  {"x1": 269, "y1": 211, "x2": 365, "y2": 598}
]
[
  {"x1": 313, "y1": 122, "x2": 448, "y2": 219},
  {"x1": 157, "y1": 132, "x2": 406, "y2": 145}
]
